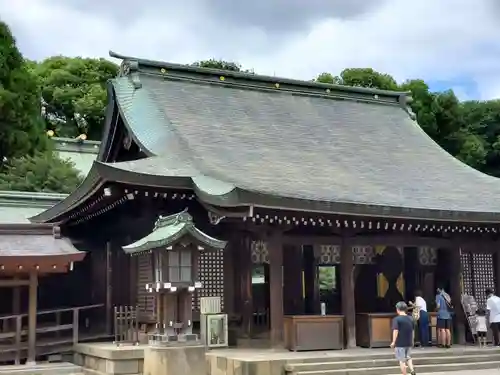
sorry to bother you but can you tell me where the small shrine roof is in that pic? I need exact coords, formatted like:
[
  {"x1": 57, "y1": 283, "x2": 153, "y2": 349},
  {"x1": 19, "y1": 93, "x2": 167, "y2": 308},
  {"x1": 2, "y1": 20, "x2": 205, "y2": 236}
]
[
  {"x1": 0, "y1": 224, "x2": 85, "y2": 271},
  {"x1": 122, "y1": 210, "x2": 227, "y2": 254}
]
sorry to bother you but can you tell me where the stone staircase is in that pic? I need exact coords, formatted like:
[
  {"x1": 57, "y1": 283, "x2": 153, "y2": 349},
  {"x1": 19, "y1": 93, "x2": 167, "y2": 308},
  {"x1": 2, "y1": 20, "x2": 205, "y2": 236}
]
[
  {"x1": 0, "y1": 363, "x2": 82, "y2": 375},
  {"x1": 284, "y1": 347, "x2": 500, "y2": 375}
]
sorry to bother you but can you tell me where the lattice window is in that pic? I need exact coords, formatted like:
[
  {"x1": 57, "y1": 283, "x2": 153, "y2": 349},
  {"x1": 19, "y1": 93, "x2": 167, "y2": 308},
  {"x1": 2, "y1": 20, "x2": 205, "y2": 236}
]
[
  {"x1": 195, "y1": 250, "x2": 224, "y2": 310},
  {"x1": 460, "y1": 250, "x2": 473, "y2": 296},
  {"x1": 315, "y1": 245, "x2": 340, "y2": 265},
  {"x1": 251, "y1": 241, "x2": 269, "y2": 264},
  {"x1": 418, "y1": 247, "x2": 437, "y2": 266},
  {"x1": 472, "y1": 253, "x2": 495, "y2": 308},
  {"x1": 314, "y1": 245, "x2": 374, "y2": 265},
  {"x1": 352, "y1": 246, "x2": 375, "y2": 265}
]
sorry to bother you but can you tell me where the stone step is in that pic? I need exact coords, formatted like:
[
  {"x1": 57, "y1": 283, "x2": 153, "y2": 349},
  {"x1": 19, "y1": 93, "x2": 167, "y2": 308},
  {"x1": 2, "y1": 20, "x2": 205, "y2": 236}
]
[
  {"x1": 287, "y1": 360, "x2": 500, "y2": 375},
  {"x1": 0, "y1": 363, "x2": 82, "y2": 375},
  {"x1": 285, "y1": 353, "x2": 500, "y2": 372},
  {"x1": 286, "y1": 347, "x2": 499, "y2": 364}
]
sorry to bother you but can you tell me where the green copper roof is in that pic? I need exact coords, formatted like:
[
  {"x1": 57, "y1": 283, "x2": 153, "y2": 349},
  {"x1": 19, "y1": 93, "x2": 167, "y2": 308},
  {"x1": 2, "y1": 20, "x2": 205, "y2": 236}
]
[
  {"x1": 53, "y1": 137, "x2": 100, "y2": 176},
  {"x1": 122, "y1": 210, "x2": 227, "y2": 254},
  {"x1": 27, "y1": 52, "x2": 500, "y2": 224}
]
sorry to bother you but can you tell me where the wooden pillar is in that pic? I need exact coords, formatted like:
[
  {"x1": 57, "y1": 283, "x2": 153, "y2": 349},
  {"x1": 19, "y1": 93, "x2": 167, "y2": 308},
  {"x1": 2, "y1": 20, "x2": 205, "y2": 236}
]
[
  {"x1": 449, "y1": 246, "x2": 465, "y2": 344},
  {"x1": 341, "y1": 239, "x2": 356, "y2": 348},
  {"x1": 12, "y1": 278, "x2": 21, "y2": 314},
  {"x1": 283, "y1": 245, "x2": 303, "y2": 315},
  {"x1": 27, "y1": 271, "x2": 38, "y2": 365},
  {"x1": 105, "y1": 242, "x2": 113, "y2": 335},
  {"x1": 268, "y1": 233, "x2": 284, "y2": 346},
  {"x1": 223, "y1": 237, "x2": 236, "y2": 315},
  {"x1": 495, "y1": 248, "x2": 500, "y2": 295},
  {"x1": 238, "y1": 237, "x2": 253, "y2": 338},
  {"x1": 303, "y1": 245, "x2": 319, "y2": 314}
]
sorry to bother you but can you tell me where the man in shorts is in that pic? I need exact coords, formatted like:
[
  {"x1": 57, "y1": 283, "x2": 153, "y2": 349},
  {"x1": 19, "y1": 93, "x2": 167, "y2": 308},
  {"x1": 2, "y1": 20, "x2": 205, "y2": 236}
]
[
  {"x1": 391, "y1": 301, "x2": 416, "y2": 375},
  {"x1": 436, "y1": 287, "x2": 452, "y2": 348}
]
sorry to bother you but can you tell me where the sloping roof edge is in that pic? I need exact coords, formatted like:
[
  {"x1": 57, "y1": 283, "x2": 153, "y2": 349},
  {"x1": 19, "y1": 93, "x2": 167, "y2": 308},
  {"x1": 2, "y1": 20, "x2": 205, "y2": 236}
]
[
  {"x1": 0, "y1": 191, "x2": 68, "y2": 208},
  {"x1": 109, "y1": 50, "x2": 411, "y2": 103},
  {"x1": 29, "y1": 165, "x2": 103, "y2": 223},
  {"x1": 122, "y1": 210, "x2": 226, "y2": 254}
]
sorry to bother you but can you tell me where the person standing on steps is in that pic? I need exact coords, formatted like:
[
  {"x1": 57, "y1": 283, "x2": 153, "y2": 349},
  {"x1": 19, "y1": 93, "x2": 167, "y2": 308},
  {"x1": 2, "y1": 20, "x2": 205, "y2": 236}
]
[
  {"x1": 410, "y1": 290, "x2": 429, "y2": 347},
  {"x1": 486, "y1": 288, "x2": 500, "y2": 346},
  {"x1": 436, "y1": 287, "x2": 453, "y2": 348},
  {"x1": 391, "y1": 301, "x2": 417, "y2": 375}
]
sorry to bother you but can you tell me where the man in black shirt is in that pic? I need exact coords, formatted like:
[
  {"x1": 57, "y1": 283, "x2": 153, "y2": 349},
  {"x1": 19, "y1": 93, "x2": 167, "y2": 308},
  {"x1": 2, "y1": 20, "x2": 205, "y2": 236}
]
[{"x1": 390, "y1": 301, "x2": 416, "y2": 375}]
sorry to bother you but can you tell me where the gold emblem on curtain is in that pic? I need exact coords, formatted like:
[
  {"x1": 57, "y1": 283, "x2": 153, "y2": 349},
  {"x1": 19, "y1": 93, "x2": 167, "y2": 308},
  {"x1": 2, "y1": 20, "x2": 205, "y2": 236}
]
[{"x1": 377, "y1": 273, "x2": 389, "y2": 297}]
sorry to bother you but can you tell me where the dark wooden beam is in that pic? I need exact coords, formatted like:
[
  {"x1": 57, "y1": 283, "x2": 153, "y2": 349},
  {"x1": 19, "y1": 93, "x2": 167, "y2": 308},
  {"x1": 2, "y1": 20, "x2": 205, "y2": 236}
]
[
  {"x1": 268, "y1": 232, "x2": 284, "y2": 346},
  {"x1": 496, "y1": 250, "x2": 500, "y2": 295},
  {"x1": 26, "y1": 271, "x2": 38, "y2": 364},
  {"x1": 238, "y1": 237, "x2": 253, "y2": 338},
  {"x1": 283, "y1": 244, "x2": 303, "y2": 315},
  {"x1": 341, "y1": 236, "x2": 356, "y2": 348},
  {"x1": 346, "y1": 235, "x2": 452, "y2": 247},
  {"x1": 448, "y1": 245, "x2": 465, "y2": 344},
  {"x1": 223, "y1": 236, "x2": 236, "y2": 315},
  {"x1": 283, "y1": 234, "x2": 453, "y2": 247},
  {"x1": 0, "y1": 279, "x2": 29, "y2": 288}
]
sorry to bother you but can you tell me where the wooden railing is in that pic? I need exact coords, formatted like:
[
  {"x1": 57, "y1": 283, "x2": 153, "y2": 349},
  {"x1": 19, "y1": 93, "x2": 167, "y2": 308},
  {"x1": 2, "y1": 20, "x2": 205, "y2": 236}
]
[
  {"x1": 114, "y1": 306, "x2": 139, "y2": 345},
  {"x1": 0, "y1": 304, "x2": 104, "y2": 364}
]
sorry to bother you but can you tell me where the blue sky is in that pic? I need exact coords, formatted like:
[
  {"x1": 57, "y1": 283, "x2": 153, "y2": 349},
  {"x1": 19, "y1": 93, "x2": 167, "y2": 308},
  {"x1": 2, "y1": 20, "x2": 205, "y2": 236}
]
[
  {"x1": 1, "y1": 0, "x2": 499, "y2": 101},
  {"x1": 428, "y1": 78, "x2": 481, "y2": 101}
]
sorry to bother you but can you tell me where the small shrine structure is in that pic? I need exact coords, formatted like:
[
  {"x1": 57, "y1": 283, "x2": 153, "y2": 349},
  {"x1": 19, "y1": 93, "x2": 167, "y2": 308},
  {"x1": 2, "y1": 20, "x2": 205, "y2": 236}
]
[{"x1": 122, "y1": 210, "x2": 226, "y2": 345}]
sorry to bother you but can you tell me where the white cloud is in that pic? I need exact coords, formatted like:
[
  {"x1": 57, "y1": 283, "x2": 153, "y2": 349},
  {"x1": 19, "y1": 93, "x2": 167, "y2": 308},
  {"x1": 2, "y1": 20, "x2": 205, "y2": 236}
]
[{"x1": 1, "y1": 0, "x2": 499, "y2": 99}]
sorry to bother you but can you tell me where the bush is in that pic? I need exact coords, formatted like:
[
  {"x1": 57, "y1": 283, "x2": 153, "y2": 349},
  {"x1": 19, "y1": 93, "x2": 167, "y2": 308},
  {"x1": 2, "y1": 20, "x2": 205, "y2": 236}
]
[{"x1": 0, "y1": 151, "x2": 83, "y2": 193}]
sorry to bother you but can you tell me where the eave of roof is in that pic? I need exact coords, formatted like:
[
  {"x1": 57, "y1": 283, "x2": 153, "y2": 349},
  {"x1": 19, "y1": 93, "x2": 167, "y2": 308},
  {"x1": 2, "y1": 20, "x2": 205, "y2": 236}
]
[
  {"x1": 0, "y1": 191, "x2": 67, "y2": 209},
  {"x1": 0, "y1": 223, "x2": 85, "y2": 260}
]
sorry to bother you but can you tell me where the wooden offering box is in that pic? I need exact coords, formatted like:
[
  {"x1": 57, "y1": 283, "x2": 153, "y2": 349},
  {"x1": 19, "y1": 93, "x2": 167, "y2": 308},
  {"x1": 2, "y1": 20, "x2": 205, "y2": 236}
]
[
  {"x1": 284, "y1": 315, "x2": 344, "y2": 351},
  {"x1": 356, "y1": 313, "x2": 395, "y2": 348}
]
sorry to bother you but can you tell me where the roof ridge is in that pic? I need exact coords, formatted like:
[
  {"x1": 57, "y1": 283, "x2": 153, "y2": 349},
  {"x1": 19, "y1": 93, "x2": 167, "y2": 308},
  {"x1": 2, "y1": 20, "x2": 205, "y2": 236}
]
[
  {"x1": 109, "y1": 50, "x2": 412, "y2": 105},
  {"x1": 52, "y1": 137, "x2": 100, "y2": 154}
]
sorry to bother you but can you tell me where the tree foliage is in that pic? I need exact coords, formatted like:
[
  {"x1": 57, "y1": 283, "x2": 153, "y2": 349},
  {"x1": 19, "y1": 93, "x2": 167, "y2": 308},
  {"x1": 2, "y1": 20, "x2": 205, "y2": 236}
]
[
  {"x1": 192, "y1": 59, "x2": 254, "y2": 74},
  {"x1": 0, "y1": 151, "x2": 83, "y2": 193},
  {"x1": 33, "y1": 56, "x2": 118, "y2": 140},
  {"x1": 0, "y1": 21, "x2": 47, "y2": 167},
  {"x1": 313, "y1": 68, "x2": 500, "y2": 176}
]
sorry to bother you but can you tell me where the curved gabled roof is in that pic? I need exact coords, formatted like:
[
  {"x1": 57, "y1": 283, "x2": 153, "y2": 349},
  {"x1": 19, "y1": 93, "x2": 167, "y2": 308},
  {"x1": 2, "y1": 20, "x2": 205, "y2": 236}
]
[
  {"x1": 29, "y1": 52, "x2": 500, "y2": 223},
  {"x1": 122, "y1": 210, "x2": 226, "y2": 254}
]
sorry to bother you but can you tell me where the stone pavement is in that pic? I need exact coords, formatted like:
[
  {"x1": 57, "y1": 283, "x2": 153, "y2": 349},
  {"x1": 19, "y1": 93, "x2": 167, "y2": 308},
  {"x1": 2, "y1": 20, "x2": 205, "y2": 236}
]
[{"x1": 423, "y1": 370, "x2": 500, "y2": 375}]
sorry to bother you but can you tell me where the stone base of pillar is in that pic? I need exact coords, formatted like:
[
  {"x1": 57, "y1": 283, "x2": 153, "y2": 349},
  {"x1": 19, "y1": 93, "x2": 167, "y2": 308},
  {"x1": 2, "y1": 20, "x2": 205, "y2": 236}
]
[{"x1": 143, "y1": 345, "x2": 206, "y2": 375}]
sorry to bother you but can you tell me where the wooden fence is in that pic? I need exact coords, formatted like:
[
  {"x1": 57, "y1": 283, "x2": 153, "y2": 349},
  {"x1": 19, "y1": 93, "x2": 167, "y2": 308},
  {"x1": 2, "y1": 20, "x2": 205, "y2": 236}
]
[{"x1": 0, "y1": 304, "x2": 105, "y2": 364}]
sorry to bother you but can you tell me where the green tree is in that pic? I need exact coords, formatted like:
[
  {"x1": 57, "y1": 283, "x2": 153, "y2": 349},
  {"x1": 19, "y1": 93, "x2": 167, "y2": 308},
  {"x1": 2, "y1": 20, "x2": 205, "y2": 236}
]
[
  {"x1": 0, "y1": 151, "x2": 83, "y2": 193},
  {"x1": 318, "y1": 267, "x2": 336, "y2": 290},
  {"x1": 34, "y1": 56, "x2": 118, "y2": 140},
  {"x1": 338, "y1": 68, "x2": 398, "y2": 90},
  {"x1": 314, "y1": 72, "x2": 341, "y2": 84},
  {"x1": 460, "y1": 100, "x2": 500, "y2": 176},
  {"x1": 0, "y1": 21, "x2": 47, "y2": 167},
  {"x1": 192, "y1": 59, "x2": 254, "y2": 74},
  {"x1": 399, "y1": 79, "x2": 439, "y2": 139}
]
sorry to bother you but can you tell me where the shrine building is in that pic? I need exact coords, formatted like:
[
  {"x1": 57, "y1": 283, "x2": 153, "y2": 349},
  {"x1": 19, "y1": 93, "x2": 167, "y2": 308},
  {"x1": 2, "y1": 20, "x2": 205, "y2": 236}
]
[{"x1": 7, "y1": 51, "x2": 500, "y2": 356}]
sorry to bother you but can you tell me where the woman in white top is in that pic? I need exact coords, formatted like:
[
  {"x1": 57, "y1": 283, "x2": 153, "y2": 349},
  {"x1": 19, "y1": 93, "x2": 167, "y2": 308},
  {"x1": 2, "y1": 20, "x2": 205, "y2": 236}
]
[
  {"x1": 476, "y1": 309, "x2": 488, "y2": 347},
  {"x1": 410, "y1": 290, "x2": 429, "y2": 347}
]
